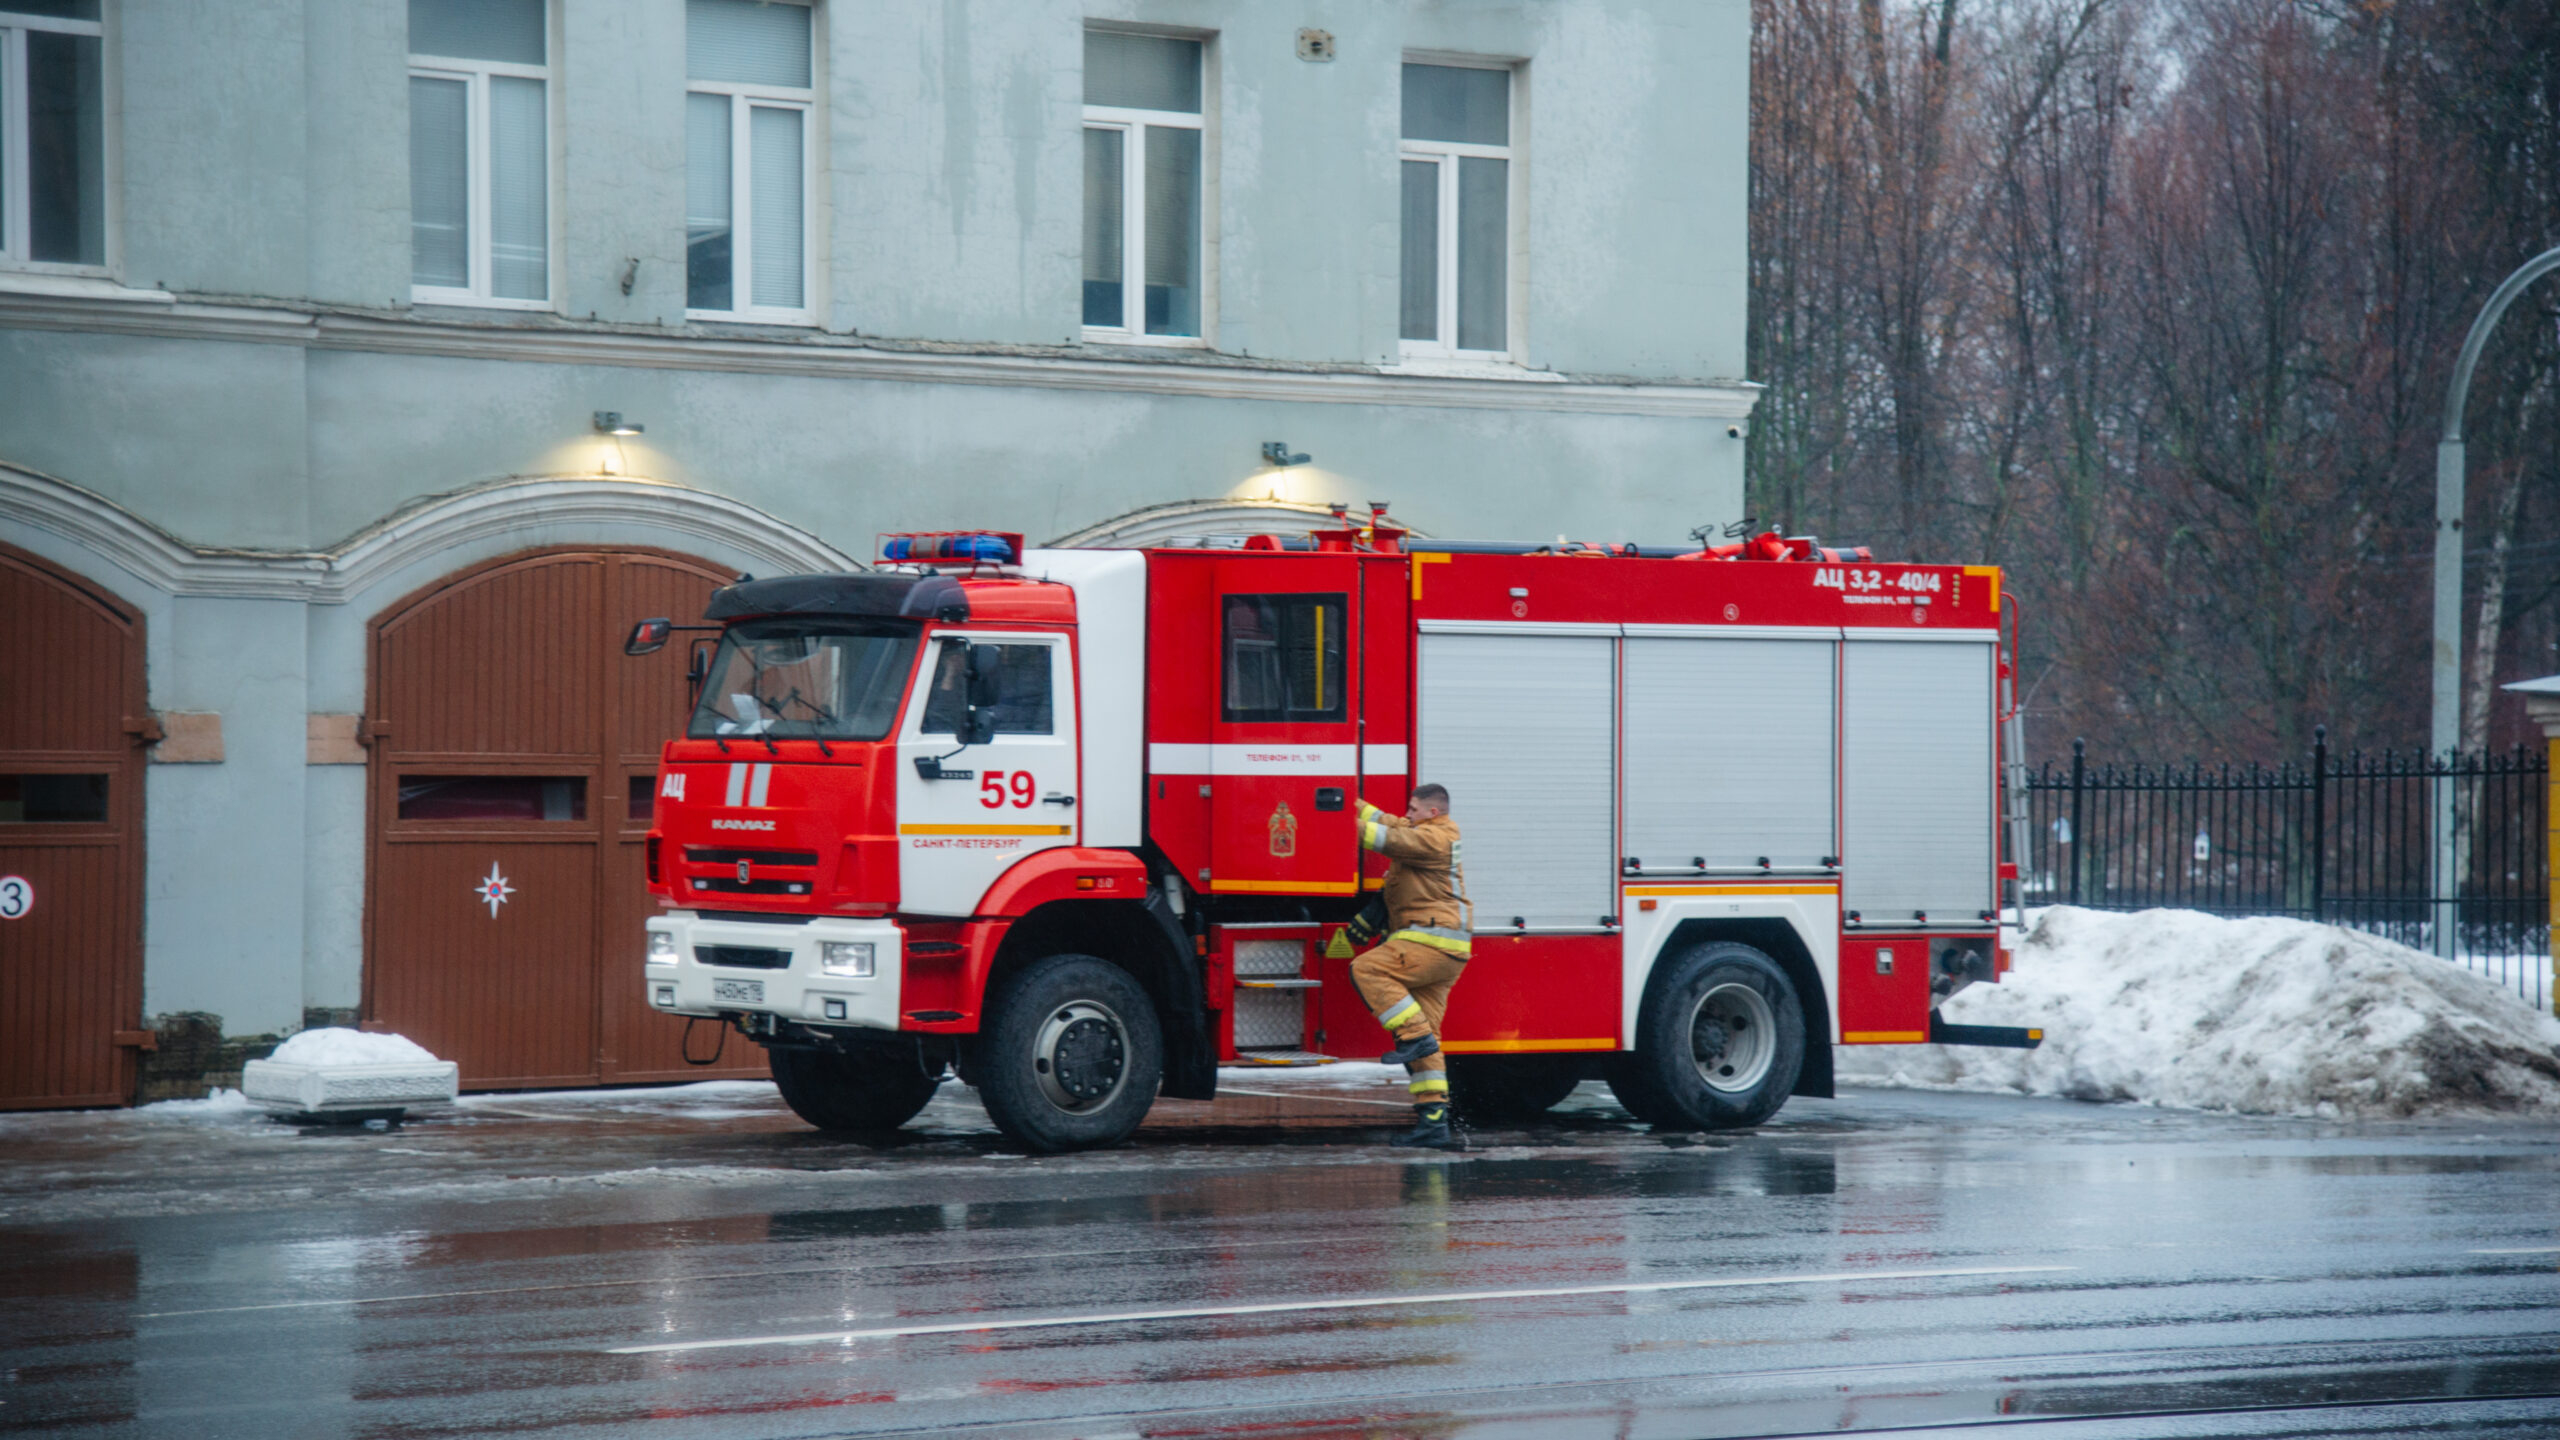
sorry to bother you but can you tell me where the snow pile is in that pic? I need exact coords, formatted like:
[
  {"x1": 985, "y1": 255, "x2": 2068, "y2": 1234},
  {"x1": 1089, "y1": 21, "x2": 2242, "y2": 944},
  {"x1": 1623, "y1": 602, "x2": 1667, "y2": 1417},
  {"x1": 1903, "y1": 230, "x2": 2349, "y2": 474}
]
[
  {"x1": 268, "y1": 1028, "x2": 440, "y2": 1067},
  {"x1": 1836, "y1": 907, "x2": 2560, "y2": 1118},
  {"x1": 137, "y1": 1087, "x2": 253, "y2": 1120}
]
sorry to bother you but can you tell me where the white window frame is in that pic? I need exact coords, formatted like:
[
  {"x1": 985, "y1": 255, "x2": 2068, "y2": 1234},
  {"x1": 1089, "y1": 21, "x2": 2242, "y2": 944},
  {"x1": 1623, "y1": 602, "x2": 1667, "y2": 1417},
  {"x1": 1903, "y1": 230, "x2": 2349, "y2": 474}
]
[
  {"x1": 0, "y1": 5, "x2": 110, "y2": 277},
  {"x1": 407, "y1": 18, "x2": 558, "y2": 311},
  {"x1": 1398, "y1": 59, "x2": 1519, "y2": 364},
  {"x1": 684, "y1": 75, "x2": 817, "y2": 326},
  {"x1": 1081, "y1": 85, "x2": 1207, "y2": 347}
]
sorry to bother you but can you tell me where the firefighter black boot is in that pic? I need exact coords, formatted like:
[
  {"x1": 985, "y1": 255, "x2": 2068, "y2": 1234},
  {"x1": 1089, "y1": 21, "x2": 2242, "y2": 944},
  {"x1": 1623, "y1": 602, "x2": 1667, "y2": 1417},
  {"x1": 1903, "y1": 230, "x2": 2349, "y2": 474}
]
[
  {"x1": 1380, "y1": 1032, "x2": 1440, "y2": 1067},
  {"x1": 1392, "y1": 1101, "x2": 1461, "y2": 1150}
]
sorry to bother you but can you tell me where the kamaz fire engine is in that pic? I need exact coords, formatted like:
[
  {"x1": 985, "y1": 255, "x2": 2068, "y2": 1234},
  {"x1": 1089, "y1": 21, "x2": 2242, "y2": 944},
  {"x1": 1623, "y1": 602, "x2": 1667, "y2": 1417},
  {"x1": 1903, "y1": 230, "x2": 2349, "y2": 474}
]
[{"x1": 625, "y1": 512, "x2": 2037, "y2": 1153}]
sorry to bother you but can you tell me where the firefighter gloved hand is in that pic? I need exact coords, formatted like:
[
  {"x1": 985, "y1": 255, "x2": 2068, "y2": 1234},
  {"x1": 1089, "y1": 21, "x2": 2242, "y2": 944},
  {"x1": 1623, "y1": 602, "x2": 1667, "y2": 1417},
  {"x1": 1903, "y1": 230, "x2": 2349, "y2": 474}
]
[
  {"x1": 1356, "y1": 800, "x2": 1395, "y2": 853},
  {"x1": 1344, "y1": 898, "x2": 1388, "y2": 950}
]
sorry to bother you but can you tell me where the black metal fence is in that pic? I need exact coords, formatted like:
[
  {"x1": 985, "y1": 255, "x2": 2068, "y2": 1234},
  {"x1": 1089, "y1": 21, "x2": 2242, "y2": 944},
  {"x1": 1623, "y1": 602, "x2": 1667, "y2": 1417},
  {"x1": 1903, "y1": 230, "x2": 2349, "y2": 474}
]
[{"x1": 2015, "y1": 732, "x2": 2549, "y2": 1009}]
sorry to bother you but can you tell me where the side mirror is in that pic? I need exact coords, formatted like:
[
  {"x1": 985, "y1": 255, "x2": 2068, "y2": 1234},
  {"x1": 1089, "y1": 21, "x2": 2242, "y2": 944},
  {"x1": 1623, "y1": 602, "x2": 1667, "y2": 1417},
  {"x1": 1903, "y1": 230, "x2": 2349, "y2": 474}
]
[
  {"x1": 965, "y1": 644, "x2": 1002, "y2": 706},
  {"x1": 685, "y1": 638, "x2": 716, "y2": 706},
  {"x1": 962, "y1": 644, "x2": 1001, "y2": 744},
  {"x1": 625, "y1": 617, "x2": 672, "y2": 656}
]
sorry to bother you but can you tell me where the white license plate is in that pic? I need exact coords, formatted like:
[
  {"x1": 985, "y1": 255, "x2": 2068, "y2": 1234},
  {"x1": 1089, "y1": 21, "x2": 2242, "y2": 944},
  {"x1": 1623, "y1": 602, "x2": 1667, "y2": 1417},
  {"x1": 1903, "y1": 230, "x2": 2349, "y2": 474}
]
[{"x1": 712, "y1": 978, "x2": 765, "y2": 1006}]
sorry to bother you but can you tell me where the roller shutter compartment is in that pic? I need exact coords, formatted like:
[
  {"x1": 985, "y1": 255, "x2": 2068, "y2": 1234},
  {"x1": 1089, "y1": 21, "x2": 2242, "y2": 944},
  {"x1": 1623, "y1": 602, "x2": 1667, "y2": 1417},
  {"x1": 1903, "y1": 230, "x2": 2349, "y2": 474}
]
[
  {"x1": 1416, "y1": 632, "x2": 1615, "y2": 929},
  {"x1": 1840, "y1": 640, "x2": 1995, "y2": 923},
  {"x1": 1623, "y1": 637, "x2": 1836, "y2": 870}
]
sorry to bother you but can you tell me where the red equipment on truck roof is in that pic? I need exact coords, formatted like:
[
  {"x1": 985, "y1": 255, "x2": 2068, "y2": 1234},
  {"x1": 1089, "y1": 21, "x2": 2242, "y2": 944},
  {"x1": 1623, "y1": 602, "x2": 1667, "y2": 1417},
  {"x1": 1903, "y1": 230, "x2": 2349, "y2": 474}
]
[{"x1": 624, "y1": 514, "x2": 2036, "y2": 1152}]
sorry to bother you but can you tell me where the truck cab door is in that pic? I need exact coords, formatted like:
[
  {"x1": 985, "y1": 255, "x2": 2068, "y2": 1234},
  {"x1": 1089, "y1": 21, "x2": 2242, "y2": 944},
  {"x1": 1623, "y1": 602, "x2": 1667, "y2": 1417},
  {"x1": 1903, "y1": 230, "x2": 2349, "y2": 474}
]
[
  {"x1": 895, "y1": 632, "x2": 1079, "y2": 916},
  {"x1": 1207, "y1": 561, "x2": 1360, "y2": 897}
]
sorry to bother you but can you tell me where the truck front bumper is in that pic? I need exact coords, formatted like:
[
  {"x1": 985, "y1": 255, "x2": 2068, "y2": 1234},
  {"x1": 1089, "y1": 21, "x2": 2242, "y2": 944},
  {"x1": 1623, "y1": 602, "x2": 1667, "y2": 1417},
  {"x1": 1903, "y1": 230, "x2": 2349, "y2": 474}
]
[{"x1": 643, "y1": 911, "x2": 904, "y2": 1032}]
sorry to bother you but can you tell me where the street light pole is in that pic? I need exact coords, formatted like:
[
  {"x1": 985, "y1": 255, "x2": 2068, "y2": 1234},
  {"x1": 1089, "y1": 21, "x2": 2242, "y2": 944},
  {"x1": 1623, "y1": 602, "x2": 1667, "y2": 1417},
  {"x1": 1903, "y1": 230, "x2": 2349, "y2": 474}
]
[{"x1": 2431, "y1": 245, "x2": 2560, "y2": 960}]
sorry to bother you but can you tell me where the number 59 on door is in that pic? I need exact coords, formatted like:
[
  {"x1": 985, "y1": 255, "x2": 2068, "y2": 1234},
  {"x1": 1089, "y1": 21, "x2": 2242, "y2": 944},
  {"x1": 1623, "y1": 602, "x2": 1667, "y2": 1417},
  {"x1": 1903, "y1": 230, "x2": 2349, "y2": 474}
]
[{"x1": 979, "y1": 771, "x2": 1035, "y2": 809}]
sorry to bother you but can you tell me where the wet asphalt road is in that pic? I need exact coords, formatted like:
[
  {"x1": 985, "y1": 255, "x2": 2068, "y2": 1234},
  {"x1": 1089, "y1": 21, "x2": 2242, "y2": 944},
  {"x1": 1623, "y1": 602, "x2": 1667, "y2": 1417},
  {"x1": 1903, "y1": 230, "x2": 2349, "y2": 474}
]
[{"x1": 2, "y1": 1074, "x2": 2557, "y2": 1439}]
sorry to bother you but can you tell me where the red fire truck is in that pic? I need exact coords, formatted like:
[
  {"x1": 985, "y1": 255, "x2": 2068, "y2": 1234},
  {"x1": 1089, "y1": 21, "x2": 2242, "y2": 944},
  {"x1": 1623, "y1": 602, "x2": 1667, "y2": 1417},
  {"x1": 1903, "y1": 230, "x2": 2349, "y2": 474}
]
[{"x1": 625, "y1": 514, "x2": 2036, "y2": 1153}]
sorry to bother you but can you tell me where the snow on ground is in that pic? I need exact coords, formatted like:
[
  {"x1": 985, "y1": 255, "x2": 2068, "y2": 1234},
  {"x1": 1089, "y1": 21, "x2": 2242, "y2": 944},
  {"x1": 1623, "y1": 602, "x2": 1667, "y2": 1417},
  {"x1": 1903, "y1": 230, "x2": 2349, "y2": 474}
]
[
  {"x1": 266, "y1": 1028, "x2": 441, "y2": 1067},
  {"x1": 1837, "y1": 906, "x2": 2560, "y2": 1118},
  {"x1": 133, "y1": 1087, "x2": 256, "y2": 1122}
]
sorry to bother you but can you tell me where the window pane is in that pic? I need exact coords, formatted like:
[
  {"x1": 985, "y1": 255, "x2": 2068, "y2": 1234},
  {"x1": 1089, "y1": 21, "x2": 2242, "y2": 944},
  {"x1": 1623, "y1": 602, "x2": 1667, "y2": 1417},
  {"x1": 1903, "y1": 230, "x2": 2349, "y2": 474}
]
[
  {"x1": 408, "y1": 0, "x2": 545, "y2": 64},
  {"x1": 1399, "y1": 159, "x2": 1439, "y2": 342},
  {"x1": 1085, "y1": 31, "x2": 1200, "y2": 113},
  {"x1": 1222, "y1": 595, "x2": 1347, "y2": 724},
  {"x1": 1457, "y1": 155, "x2": 1507, "y2": 352},
  {"x1": 409, "y1": 75, "x2": 470, "y2": 289},
  {"x1": 749, "y1": 104, "x2": 803, "y2": 310},
  {"x1": 488, "y1": 75, "x2": 547, "y2": 300},
  {"x1": 0, "y1": 2, "x2": 103, "y2": 19},
  {"x1": 0, "y1": 773, "x2": 108, "y2": 824},
  {"x1": 687, "y1": 0, "x2": 810, "y2": 87},
  {"x1": 920, "y1": 643, "x2": 1054, "y2": 737},
  {"x1": 397, "y1": 776, "x2": 585, "y2": 822},
  {"x1": 686, "y1": 622, "x2": 921, "y2": 742},
  {"x1": 1402, "y1": 63, "x2": 1508, "y2": 145},
  {"x1": 1082, "y1": 126, "x2": 1124, "y2": 328},
  {"x1": 27, "y1": 31, "x2": 103, "y2": 265},
  {"x1": 1143, "y1": 125, "x2": 1198, "y2": 337},
  {"x1": 685, "y1": 91, "x2": 733, "y2": 310},
  {"x1": 628, "y1": 773, "x2": 656, "y2": 825}
]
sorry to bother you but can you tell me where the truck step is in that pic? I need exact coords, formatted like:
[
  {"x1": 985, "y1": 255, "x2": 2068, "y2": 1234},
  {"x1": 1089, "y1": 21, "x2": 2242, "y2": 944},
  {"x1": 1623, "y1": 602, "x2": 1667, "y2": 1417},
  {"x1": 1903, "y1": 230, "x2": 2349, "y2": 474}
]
[
  {"x1": 1233, "y1": 1050, "x2": 1338, "y2": 1067},
  {"x1": 1928, "y1": 1014, "x2": 2044, "y2": 1049},
  {"x1": 1234, "y1": 978, "x2": 1321, "y2": 990}
]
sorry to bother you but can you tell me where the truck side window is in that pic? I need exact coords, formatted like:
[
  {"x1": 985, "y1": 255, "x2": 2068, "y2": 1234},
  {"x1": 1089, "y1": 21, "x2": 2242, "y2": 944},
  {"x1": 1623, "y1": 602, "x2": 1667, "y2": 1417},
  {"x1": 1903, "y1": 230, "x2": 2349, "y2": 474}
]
[
  {"x1": 1222, "y1": 594, "x2": 1346, "y2": 723},
  {"x1": 920, "y1": 641, "x2": 1055, "y2": 736}
]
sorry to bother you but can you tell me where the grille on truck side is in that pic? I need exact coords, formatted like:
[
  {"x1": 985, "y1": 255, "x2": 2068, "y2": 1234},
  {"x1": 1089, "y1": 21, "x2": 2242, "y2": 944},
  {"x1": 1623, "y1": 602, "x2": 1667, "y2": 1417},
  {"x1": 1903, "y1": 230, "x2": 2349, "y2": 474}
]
[
  {"x1": 695, "y1": 945, "x2": 792, "y2": 970},
  {"x1": 683, "y1": 848, "x2": 821, "y2": 867}
]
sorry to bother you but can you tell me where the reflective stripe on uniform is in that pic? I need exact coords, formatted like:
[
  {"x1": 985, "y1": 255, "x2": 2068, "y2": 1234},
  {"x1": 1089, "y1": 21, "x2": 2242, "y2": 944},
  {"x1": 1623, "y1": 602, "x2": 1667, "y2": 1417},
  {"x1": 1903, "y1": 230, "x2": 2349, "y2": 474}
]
[
  {"x1": 1358, "y1": 816, "x2": 1391, "y2": 851},
  {"x1": 1407, "y1": 1074, "x2": 1449, "y2": 1096},
  {"x1": 1389, "y1": 926, "x2": 1472, "y2": 959},
  {"x1": 1377, "y1": 996, "x2": 1422, "y2": 1029}
]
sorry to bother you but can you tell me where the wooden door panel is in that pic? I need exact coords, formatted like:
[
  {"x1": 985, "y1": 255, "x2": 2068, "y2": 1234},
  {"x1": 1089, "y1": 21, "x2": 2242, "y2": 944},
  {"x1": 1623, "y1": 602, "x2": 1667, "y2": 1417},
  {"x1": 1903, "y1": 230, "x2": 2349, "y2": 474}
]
[
  {"x1": 0, "y1": 546, "x2": 144, "y2": 1110},
  {"x1": 374, "y1": 555, "x2": 606, "y2": 759},
  {"x1": 370, "y1": 548, "x2": 765, "y2": 1090},
  {"x1": 0, "y1": 837, "x2": 129, "y2": 1105},
  {"x1": 369, "y1": 840, "x2": 599, "y2": 1088}
]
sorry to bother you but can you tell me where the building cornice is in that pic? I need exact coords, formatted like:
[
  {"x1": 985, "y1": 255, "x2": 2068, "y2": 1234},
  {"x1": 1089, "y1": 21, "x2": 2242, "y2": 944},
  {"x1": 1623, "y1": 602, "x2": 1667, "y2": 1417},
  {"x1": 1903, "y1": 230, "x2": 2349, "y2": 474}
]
[
  {"x1": 0, "y1": 465, "x2": 856, "y2": 603},
  {"x1": 0, "y1": 283, "x2": 1763, "y2": 421}
]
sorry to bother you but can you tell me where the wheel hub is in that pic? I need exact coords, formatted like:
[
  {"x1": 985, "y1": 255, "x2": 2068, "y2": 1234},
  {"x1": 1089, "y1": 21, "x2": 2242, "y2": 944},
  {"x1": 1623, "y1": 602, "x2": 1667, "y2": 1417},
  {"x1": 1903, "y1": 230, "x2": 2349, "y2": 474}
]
[
  {"x1": 1688, "y1": 981, "x2": 1775, "y2": 1095},
  {"x1": 1033, "y1": 1001, "x2": 1129, "y2": 1113}
]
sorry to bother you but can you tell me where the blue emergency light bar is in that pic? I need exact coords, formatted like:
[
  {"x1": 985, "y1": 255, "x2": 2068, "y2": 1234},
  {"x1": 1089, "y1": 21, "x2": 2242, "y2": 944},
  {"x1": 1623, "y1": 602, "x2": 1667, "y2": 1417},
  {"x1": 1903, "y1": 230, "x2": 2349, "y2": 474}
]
[{"x1": 882, "y1": 533, "x2": 1016, "y2": 564}]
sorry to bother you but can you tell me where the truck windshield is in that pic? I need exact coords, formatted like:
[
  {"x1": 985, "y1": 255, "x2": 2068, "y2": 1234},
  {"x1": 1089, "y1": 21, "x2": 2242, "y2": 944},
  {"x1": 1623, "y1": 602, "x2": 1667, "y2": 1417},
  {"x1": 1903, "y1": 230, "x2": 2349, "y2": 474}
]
[{"x1": 685, "y1": 620, "x2": 920, "y2": 742}]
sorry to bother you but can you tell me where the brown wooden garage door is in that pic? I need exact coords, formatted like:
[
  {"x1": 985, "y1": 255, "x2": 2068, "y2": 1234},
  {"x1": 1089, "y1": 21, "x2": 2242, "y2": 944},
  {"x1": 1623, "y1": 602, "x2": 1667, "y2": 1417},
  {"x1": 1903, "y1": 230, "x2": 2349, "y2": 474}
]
[
  {"x1": 363, "y1": 547, "x2": 768, "y2": 1089},
  {"x1": 0, "y1": 543, "x2": 147, "y2": 1109}
]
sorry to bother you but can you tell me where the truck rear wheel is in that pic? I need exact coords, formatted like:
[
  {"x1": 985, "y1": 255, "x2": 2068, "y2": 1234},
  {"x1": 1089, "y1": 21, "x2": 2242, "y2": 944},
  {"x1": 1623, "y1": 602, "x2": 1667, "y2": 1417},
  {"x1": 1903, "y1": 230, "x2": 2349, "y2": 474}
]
[
  {"x1": 1612, "y1": 941, "x2": 1805, "y2": 1130},
  {"x1": 1448, "y1": 1054, "x2": 1587, "y2": 1121},
  {"x1": 971, "y1": 954, "x2": 1164, "y2": 1154},
  {"x1": 768, "y1": 1043, "x2": 943, "y2": 1133}
]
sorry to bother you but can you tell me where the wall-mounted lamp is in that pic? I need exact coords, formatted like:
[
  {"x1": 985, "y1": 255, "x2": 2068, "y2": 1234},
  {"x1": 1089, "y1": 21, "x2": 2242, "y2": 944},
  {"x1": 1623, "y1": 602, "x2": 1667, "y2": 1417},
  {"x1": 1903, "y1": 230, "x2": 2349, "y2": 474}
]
[
  {"x1": 1261, "y1": 441, "x2": 1310, "y2": 467},
  {"x1": 594, "y1": 411, "x2": 645, "y2": 436}
]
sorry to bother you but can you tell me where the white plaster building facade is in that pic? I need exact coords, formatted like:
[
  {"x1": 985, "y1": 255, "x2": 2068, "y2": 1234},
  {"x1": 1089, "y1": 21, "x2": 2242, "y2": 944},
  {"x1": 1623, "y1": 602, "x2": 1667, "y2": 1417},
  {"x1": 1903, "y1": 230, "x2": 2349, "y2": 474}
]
[{"x1": 0, "y1": 0, "x2": 1752, "y2": 1100}]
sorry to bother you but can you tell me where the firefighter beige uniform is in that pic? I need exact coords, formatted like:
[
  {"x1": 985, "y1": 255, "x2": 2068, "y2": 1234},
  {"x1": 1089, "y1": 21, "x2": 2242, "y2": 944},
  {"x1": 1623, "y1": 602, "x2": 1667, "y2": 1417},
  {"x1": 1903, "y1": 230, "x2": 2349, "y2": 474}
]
[{"x1": 1347, "y1": 800, "x2": 1469, "y2": 1101}]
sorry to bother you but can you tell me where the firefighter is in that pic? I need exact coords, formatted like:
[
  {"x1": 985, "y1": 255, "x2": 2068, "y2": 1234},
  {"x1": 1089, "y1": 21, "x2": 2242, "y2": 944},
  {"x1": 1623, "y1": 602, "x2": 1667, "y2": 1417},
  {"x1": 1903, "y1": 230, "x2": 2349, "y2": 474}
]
[{"x1": 1347, "y1": 782, "x2": 1471, "y2": 1151}]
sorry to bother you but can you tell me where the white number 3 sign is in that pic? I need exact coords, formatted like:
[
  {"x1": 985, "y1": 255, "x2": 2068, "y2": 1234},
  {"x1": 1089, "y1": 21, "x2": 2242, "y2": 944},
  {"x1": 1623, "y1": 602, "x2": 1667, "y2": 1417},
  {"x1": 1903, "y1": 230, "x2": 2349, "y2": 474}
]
[{"x1": 0, "y1": 876, "x2": 30, "y2": 920}]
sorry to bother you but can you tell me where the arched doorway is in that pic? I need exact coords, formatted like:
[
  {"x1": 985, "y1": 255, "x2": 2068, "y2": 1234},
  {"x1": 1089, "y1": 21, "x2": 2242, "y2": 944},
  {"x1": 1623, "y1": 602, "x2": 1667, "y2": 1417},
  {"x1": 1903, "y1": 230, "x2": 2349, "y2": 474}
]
[
  {"x1": 0, "y1": 542, "x2": 148, "y2": 1108},
  {"x1": 363, "y1": 547, "x2": 767, "y2": 1087}
]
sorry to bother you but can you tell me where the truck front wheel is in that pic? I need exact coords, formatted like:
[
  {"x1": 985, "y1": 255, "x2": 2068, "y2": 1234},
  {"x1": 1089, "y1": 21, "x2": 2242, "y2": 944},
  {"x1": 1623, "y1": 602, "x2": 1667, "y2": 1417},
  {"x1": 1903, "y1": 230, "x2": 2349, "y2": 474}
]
[
  {"x1": 1610, "y1": 942, "x2": 1805, "y2": 1130},
  {"x1": 769, "y1": 1043, "x2": 944, "y2": 1133},
  {"x1": 971, "y1": 954, "x2": 1164, "y2": 1154}
]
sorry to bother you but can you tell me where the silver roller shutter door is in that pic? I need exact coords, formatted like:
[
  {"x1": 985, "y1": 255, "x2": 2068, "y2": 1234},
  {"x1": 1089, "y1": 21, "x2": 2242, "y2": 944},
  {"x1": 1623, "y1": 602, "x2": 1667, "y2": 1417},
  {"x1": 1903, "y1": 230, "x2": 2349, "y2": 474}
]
[
  {"x1": 1841, "y1": 640, "x2": 1995, "y2": 921},
  {"x1": 1623, "y1": 637, "x2": 1836, "y2": 868},
  {"x1": 1417, "y1": 632, "x2": 1616, "y2": 928}
]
